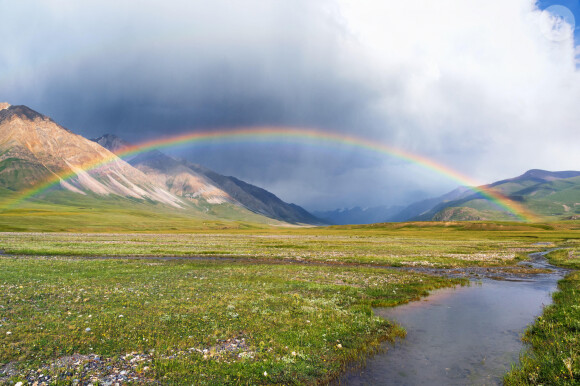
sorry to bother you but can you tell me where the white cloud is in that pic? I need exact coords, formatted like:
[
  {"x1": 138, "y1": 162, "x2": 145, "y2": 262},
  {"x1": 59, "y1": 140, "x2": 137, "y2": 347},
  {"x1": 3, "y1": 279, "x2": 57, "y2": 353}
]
[{"x1": 337, "y1": 0, "x2": 580, "y2": 184}]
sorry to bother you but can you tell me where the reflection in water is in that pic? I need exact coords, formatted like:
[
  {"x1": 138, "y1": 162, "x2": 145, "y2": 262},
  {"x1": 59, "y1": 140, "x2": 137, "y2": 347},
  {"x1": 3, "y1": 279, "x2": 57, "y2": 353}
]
[{"x1": 339, "y1": 254, "x2": 566, "y2": 385}]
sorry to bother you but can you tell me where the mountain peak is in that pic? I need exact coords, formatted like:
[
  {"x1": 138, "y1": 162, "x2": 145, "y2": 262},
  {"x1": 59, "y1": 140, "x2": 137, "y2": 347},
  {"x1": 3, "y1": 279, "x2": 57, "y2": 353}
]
[
  {"x1": 0, "y1": 110, "x2": 183, "y2": 207},
  {"x1": 520, "y1": 169, "x2": 580, "y2": 180},
  {"x1": 0, "y1": 104, "x2": 53, "y2": 125},
  {"x1": 92, "y1": 133, "x2": 132, "y2": 154},
  {"x1": 0, "y1": 103, "x2": 10, "y2": 111}
]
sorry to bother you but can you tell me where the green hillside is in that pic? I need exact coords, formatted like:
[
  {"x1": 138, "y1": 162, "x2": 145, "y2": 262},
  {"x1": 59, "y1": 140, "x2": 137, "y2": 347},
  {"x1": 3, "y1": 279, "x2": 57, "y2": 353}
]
[
  {"x1": 0, "y1": 188, "x2": 280, "y2": 232},
  {"x1": 429, "y1": 170, "x2": 580, "y2": 222}
]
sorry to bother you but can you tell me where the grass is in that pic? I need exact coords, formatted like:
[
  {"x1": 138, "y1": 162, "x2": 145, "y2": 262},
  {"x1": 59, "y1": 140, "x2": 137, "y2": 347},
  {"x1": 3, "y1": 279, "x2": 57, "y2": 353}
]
[
  {"x1": 1, "y1": 221, "x2": 579, "y2": 268},
  {"x1": 0, "y1": 231, "x2": 544, "y2": 268},
  {"x1": 504, "y1": 247, "x2": 580, "y2": 385},
  {"x1": 0, "y1": 256, "x2": 462, "y2": 384},
  {"x1": 0, "y1": 222, "x2": 579, "y2": 384},
  {"x1": 0, "y1": 190, "x2": 284, "y2": 232}
]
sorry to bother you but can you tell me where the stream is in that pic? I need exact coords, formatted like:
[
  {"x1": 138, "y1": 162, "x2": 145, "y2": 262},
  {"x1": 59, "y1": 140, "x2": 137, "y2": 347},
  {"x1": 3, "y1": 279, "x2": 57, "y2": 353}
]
[{"x1": 338, "y1": 251, "x2": 568, "y2": 385}]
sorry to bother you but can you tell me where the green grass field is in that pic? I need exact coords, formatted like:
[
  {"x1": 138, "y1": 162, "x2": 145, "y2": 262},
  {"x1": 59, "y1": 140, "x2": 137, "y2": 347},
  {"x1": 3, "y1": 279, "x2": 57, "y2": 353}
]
[
  {"x1": 0, "y1": 256, "x2": 461, "y2": 384},
  {"x1": 0, "y1": 189, "x2": 283, "y2": 232},
  {"x1": 0, "y1": 221, "x2": 579, "y2": 384},
  {"x1": 1, "y1": 222, "x2": 578, "y2": 267}
]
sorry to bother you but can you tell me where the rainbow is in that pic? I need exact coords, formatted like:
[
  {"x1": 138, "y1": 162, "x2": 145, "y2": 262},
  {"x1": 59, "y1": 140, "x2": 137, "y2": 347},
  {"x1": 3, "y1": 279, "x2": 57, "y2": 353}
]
[{"x1": 1, "y1": 127, "x2": 538, "y2": 222}]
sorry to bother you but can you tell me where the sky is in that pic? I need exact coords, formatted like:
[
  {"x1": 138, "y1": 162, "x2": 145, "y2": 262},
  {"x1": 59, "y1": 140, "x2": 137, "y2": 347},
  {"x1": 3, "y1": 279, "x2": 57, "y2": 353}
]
[{"x1": 1, "y1": 0, "x2": 579, "y2": 211}]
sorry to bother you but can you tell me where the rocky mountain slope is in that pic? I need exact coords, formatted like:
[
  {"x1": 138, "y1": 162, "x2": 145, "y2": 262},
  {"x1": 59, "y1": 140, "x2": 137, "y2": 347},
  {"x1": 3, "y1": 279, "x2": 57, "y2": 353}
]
[
  {"x1": 0, "y1": 103, "x2": 321, "y2": 225},
  {"x1": 93, "y1": 135, "x2": 231, "y2": 205},
  {"x1": 0, "y1": 104, "x2": 182, "y2": 207},
  {"x1": 94, "y1": 134, "x2": 324, "y2": 224}
]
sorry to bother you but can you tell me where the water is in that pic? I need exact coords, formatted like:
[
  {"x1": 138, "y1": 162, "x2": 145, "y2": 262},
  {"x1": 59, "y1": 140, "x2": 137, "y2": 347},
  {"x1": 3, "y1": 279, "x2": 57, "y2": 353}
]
[{"x1": 338, "y1": 252, "x2": 567, "y2": 385}]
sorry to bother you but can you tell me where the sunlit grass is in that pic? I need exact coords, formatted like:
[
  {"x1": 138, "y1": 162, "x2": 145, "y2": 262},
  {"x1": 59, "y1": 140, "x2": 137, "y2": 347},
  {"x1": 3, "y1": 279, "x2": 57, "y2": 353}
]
[
  {"x1": 0, "y1": 257, "x2": 461, "y2": 384},
  {"x1": 2, "y1": 222, "x2": 576, "y2": 268},
  {"x1": 1, "y1": 223, "x2": 579, "y2": 384}
]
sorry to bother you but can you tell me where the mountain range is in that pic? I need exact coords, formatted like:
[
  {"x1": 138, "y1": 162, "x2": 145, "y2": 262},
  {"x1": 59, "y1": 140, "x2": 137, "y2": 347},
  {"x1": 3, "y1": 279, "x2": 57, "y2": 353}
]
[
  {"x1": 0, "y1": 103, "x2": 324, "y2": 226},
  {"x1": 1, "y1": 102, "x2": 578, "y2": 227},
  {"x1": 92, "y1": 134, "x2": 322, "y2": 224},
  {"x1": 316, "y1": 170, "x2": 580, "y2": 224}
]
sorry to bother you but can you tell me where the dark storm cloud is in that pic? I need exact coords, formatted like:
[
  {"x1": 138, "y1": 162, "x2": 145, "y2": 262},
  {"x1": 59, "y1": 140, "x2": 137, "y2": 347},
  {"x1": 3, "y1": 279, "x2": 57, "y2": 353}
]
[
  {"x1": 3, "y1": 0, "x2": 381, "y2": 138},
  {"x1": 2, "y1": 0, "x2": 579, "y2": 210},
  {"x1": 1, "y1": 0, "x2": 401, "y2": 209}
]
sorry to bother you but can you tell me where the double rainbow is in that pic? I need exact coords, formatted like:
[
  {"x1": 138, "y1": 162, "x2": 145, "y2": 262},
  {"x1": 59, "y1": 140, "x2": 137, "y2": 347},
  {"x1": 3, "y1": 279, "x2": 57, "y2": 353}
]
[{"x1": 1, "y1": 127, "x2": 537, "y2": 222}]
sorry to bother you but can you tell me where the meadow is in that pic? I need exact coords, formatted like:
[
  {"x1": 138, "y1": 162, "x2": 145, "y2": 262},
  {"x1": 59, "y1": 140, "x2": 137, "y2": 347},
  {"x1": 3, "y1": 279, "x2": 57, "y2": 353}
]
[
  {"x1": 0, "y1": 257, "x2": 460, "y2": 384},
  {"x1": 1, "y1": 221, "x2": 578, "y2": 268},
  {"x1": 0, "y1": 222, "x2": 579, "y2": 384}
]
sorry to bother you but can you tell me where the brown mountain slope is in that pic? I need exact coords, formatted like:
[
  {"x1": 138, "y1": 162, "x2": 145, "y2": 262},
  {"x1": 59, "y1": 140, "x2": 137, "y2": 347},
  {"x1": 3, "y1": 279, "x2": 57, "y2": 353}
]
[
  {"x1": 0, "y1": 105, "x2": 182, "y2": 207},
  {"x1": 93, "y1": 134, "x2": 325, "y2": 224},
  {"x1": 93, "y1": 134, "x2": 231, "y2": 204}
]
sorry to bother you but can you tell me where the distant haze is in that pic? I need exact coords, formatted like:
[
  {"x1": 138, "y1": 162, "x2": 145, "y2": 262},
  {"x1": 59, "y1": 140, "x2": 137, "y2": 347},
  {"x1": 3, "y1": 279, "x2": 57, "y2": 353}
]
[{"x1": 1, "y1": 0, "x2": 579, "y2": 211}]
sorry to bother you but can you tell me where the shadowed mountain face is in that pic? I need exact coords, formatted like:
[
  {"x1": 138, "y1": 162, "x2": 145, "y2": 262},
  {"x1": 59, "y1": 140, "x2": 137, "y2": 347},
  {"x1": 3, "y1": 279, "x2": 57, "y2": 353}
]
[
  {"x1": 390, "y1": 187, "x2": 473, "y2": 222},
  {"x1": 183, "y1": 161, "x2": 324, "y2": 224},
  {"x1": 314, "y1": 187, "x2": 473, "y2": 225},
  {"x1": 313, "y1": 205, "x2": 405, "y2": 225},
  {"x1": 93, "y1": 134, "x2": 325, "y2": 225},
  {"x1": 93, "y1": 133, "x2": 131, "y2": 154}
]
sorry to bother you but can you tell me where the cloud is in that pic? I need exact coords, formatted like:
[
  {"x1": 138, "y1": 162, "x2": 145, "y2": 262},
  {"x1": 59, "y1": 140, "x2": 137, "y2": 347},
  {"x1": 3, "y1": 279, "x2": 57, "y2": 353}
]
[
  {"x1": 1, "y1": 0, "x2": 579, "y2": 210},
  {"x1": 336, "y1": 0, "x2": 579, "y2": 179}
]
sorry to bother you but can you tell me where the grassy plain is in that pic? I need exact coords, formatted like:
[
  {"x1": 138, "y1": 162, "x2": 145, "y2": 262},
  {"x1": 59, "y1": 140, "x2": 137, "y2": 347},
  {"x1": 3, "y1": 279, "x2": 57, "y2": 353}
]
[
  {"x1": 0, "y1": 222, "x2": 579, "y2": 384},
  {"x1": 1, "y1": 222, "x2": 579, "y2": 268},
  {"x1": 0, "y1": 257, "x2": 459, "y2": 384}
]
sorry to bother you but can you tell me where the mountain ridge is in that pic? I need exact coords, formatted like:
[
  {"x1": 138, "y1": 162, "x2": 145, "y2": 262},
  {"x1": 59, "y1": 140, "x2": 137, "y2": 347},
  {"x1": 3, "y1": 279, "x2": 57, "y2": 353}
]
[
  {"x1": 410, "y1": 170, "x2": 580, "y2": 222},
  {"x1": 0, "y1": 104, "x2": 322, "y2": 225},
  {"x1": 0, "y1": 105, "x2": 184, "y2": 207},
  {"x1": 93, "y1": 133, "x2": 325, "y2": 224},
  {"x1": 313, "y1": 205, "x2": 405, "y2": 225},
  {"x1": 317, "y1": 170, "x2": 580, "y2": 224}
]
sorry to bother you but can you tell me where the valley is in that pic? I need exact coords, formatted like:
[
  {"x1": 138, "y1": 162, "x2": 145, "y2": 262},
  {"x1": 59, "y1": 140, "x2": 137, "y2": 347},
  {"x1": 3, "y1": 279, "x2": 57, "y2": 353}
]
[
  {"x1": 1, "y1": 104, "x2": 579, "y2": 384},
  {"x1": 3, "y1": 1, "x2": 580, "y2": 384}
]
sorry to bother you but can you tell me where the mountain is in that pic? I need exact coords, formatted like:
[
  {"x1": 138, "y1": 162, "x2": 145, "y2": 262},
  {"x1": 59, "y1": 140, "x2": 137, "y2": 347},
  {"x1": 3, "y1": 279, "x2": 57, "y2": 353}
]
[
  {"x1": 183, "y1": 162, "x2": 324, "y2": 224},
  {"x1": 314, "y1": 187, "x2": 471, "y2": 225},
  {"x1": 312, "y1": 205, "x2": 405, "y2": 225},
  {"x1": 93, "y1": 134, "x2": 325, "y2": 225},
  {"x1": 93, "y1": 133, "x2": 131, "y2": 154},
  {"x1": 414, "y1": 170, "x2": 580, "y2": 221},
  {"x1": 389, "y1": 187, "x2": 472, "y2": 222},
  {"x1": 316, "y1": 169, "x2": 580, "y2": 224},
  {"x1": 93, "y1": 135, "x2": 232, "y2": 205},
  {"x1": 0, "y1": 104, "x2": 182, "y2": 207},
  {"x1": 0, "y1": 103, "x2": 320, "y2": 227}
]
